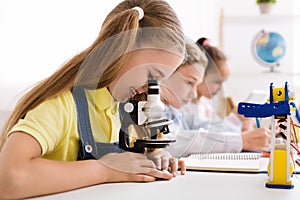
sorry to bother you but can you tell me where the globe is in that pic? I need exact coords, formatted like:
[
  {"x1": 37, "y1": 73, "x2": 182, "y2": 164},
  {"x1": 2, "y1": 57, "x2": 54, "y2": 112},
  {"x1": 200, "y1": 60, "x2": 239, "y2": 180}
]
[{"x1": 252, "y1": 30, "x2": 286, "y2": 71}]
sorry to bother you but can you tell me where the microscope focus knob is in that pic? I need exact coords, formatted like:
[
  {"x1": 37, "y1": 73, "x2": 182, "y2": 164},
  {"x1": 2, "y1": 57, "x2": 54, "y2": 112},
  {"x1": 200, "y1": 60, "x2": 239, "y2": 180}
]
[{"x1": 124, "y1": 102, "x2": 134, "y2": 113}]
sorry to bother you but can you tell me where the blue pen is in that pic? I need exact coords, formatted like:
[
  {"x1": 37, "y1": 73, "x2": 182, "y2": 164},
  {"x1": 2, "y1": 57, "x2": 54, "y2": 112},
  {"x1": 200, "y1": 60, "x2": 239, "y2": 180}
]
[{"x1": 255, "y1": 117, "x2": 260, "y2": 128}]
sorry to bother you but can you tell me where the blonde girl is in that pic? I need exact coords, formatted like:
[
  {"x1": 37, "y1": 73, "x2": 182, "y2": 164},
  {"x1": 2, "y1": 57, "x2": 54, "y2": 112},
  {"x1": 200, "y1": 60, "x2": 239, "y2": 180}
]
[{"x1": 0, "y1": 0, "x2": 186, "y2": 199}]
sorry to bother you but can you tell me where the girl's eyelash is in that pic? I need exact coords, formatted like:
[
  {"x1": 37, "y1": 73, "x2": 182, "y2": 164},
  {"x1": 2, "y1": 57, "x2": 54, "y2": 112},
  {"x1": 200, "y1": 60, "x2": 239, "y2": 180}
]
[
  {"x1": 183, "y1": 80, "x2": 192, "y2": 86},
  {"x1": 184, "y1": 79, "x2": 195, "y2": 86}
]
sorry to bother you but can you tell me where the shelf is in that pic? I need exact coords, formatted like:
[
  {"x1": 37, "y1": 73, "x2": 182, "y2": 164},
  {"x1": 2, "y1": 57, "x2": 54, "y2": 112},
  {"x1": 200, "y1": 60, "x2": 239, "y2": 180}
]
[{"x1": 224, "y1": 15, "x2": 300, "y2": 24}]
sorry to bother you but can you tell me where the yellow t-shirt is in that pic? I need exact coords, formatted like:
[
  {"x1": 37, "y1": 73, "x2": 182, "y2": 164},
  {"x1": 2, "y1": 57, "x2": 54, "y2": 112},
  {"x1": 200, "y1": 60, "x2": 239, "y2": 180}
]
[{"x1": 8, "y1": 87, "x2": 120, "y2": 161}]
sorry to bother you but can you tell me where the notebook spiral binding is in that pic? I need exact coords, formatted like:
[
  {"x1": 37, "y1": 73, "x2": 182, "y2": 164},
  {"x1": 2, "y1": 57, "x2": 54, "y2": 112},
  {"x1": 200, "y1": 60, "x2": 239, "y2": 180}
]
[{"x1": 189, "y1": 153, "x2": 260, "y2": 160}]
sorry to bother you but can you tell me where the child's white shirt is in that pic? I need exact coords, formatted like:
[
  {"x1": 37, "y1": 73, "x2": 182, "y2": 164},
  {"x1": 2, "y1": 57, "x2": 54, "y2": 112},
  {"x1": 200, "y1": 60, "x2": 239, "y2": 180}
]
[{"x1": 164, "y1": 98, "x2": 243, "y2": 158}]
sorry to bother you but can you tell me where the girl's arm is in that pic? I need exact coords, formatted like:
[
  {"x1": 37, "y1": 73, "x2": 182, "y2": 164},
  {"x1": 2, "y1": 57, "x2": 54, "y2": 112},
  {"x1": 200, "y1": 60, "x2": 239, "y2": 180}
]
[{"x1": 0, "y1": 132, "x2": 172, "y2": 199}]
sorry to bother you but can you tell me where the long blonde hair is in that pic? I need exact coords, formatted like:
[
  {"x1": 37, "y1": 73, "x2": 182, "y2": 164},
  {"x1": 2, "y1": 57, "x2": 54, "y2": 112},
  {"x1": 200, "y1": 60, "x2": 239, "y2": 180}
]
[{"x1": 0, "y1": 0, "x2": 184, "y2": 151}]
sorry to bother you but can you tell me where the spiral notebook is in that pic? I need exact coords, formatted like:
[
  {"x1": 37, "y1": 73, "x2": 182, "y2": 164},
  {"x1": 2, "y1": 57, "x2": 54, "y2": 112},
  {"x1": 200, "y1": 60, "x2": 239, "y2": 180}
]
[{"x1": 181, "y1": 153, "x2": 261, "y2": 173}]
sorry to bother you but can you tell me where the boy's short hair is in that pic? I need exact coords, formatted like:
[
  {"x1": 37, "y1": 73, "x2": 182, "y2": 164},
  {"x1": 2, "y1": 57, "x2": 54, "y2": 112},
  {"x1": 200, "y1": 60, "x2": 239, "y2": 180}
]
[{"x1": 181, "y1": 37, "x2": 208, "y2": 69}]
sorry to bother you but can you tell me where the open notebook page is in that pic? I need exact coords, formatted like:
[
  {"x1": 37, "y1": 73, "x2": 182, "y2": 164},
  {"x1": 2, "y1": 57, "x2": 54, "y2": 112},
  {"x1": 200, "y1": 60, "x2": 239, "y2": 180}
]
[{"x1": 180, "y1": 153, "x2": 261, "y2": 173}]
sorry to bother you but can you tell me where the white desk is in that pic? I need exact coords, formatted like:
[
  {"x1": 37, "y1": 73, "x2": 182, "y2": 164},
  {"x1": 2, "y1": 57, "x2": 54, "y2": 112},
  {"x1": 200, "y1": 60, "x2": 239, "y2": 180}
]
[{"x1": 30, "y1": 171, "x2": 300, "y2": 200}]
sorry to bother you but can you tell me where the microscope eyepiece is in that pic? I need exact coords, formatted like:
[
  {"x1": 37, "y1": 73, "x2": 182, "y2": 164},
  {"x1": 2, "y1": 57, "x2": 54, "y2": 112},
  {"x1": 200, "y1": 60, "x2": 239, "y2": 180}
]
[{"x1": 147, "y1": 80, "x2": 159, "y2": 95}]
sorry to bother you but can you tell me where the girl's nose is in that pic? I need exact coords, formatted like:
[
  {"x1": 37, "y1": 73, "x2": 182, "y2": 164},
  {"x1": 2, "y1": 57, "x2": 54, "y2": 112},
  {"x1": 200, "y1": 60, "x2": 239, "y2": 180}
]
[{"x1": 190, "y1": 87, "x2": 198, "y2": 99}]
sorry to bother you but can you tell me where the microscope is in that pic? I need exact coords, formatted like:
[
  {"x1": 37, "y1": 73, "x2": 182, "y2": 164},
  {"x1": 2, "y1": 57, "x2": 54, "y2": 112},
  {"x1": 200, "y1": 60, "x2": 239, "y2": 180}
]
[{"x1": 119, "y1": 78, "x2": 175, "y2": 153}]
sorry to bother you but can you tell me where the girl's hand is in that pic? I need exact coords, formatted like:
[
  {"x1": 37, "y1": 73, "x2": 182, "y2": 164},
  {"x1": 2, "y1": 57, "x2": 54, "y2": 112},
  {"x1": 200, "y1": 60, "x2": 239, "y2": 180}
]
[
  {"x1": 98, "y1": 151, "x2": 174, "y2": 182},
  {"x1": 99, "y1": 151, "x2": 155, "y2": 173},
  {"x1": 145, "y1": 149, "x2": 186, "y2": 176}
]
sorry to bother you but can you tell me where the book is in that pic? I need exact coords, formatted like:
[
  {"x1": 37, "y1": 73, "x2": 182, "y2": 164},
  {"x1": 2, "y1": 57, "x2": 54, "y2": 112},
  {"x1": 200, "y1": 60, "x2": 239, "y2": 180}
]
[
  {"x1": 180, "y1": 153, "x2": 261, "y2": 173},
  {"x1": 245, "y1": 90, "x2": 268, "y2": 104}
]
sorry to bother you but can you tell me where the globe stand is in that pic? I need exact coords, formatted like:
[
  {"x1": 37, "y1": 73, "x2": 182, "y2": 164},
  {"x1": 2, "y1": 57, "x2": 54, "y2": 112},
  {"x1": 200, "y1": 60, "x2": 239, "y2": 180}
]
[
  {"x1": 270, "y1": 63, "x2": 280, "y2": 72},
  {"x1": 264, "y1": 62, "x2": 280, "y2": 73}
]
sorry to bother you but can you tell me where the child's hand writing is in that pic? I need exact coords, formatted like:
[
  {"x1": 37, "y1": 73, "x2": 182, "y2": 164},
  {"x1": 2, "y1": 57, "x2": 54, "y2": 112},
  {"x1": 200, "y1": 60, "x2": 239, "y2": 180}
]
[{"x1": 241, "y1": 127, "x2": 271, "y2": 151}]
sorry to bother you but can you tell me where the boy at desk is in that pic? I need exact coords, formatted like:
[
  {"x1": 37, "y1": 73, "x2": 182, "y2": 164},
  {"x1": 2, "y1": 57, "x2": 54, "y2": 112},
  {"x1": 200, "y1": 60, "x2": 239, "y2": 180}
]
[
  {"x1": 159, "y1": 37, "x2": 207, "y2": 130},
  {"x1": 165, "y1": 38, "x2": 271, "y2": 158},
  {"x1": 0, "y1": 0, "x2": 187, "y2": 199}
]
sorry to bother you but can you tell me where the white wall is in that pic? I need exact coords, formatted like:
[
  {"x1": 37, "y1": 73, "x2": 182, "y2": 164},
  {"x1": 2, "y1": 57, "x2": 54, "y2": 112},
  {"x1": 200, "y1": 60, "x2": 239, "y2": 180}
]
[
  {"x1": 0, "y1": 0, "x2": 120, "y2": 128},
  {"x1": 0, "y1": 0, "x2": 120, "y2": 111},
  {"x1": 168, "y1": 0, "x2": 219, "y2": 44},
  {"x1": 0, "y1": 0, "x2": 218, "y2": 109},
  {"x1": 1, "y1": 0, "x2": 299, "y2": 129},
  {"x1": 0, "y1": 0, "x2": 218, "y2": 129},
  {"x1": 215, "y1": 0, "x2": 300, "y2": 104}
]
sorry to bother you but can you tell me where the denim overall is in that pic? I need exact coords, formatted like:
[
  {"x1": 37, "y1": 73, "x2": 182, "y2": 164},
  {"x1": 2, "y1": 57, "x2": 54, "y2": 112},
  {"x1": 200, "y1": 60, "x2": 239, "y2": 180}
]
[{"x1": 71, "y1": 86, "x2": 124, "y2": 160}]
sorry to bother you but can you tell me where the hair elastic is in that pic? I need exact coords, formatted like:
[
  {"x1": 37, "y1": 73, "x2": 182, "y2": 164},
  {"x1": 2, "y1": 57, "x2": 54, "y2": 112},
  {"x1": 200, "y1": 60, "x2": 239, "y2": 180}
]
[
  {"x1": 132, "y1": 6, "x2": 144, "y2": 20},
  {"x1": 197, "y1": 37, "x2": 210, "y2": 47},
  {"x1": 202, "y1": 39, "x2": 210, "y2": 46}
]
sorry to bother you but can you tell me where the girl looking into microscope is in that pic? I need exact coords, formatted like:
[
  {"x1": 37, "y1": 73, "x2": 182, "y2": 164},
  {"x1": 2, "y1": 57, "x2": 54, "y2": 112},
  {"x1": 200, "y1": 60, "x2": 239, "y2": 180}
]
[{"x1": 0, "y1": 0, "x2": 186, "y2": 199}]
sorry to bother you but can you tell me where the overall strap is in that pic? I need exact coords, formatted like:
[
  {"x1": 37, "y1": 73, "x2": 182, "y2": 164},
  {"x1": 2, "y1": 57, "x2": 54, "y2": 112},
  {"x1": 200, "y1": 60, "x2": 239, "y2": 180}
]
[
  {"x1": 71, "y1": 86, "x2": 98, "y2": 160},
  {"x1": 72, "y1": 86, "x2": 124, "y2": 160}
]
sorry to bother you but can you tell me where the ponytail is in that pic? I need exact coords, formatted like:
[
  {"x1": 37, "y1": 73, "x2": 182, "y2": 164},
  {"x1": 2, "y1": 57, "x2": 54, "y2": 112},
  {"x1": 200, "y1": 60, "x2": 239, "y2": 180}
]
[{"x1": 196, "y1": 37, "x2": 226, "y2": 75}]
